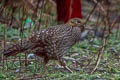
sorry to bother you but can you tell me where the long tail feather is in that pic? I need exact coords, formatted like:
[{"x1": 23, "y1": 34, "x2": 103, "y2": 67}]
[{"x1": 0, "y1": 40, "x2": 33, "y2": 57}]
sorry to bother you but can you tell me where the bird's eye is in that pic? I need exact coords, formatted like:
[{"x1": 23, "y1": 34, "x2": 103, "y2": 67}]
[{"x1": 77, "y1": 20, "x2": 81, "y2": 23}]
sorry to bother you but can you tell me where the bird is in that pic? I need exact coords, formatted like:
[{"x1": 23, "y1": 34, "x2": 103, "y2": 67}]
[{"x1": 0, "y1": 18, "x2": 90, "y2": 73}]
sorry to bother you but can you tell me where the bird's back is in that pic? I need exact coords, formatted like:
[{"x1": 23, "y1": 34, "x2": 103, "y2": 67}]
[
  {"x1": 32, "y1": 24, "x2": 82, "y2": 59},
  {"x1": 1, "y1": 18, "x2": 85, "y2": 60}
]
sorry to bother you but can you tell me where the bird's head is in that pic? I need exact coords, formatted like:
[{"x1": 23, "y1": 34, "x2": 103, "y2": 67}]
[
  {"x1": 67, "y1": 18, "x2": 93, "y2": 32},
  {"x1": 67, "y1": 18, "x2": 83, "y2": 27},
  {"x1": 66, "y1": 18, "x2": 88, "y2": 40},
  {"x1": 66, "y1": 18, "x2": 86, "y2": 32}
]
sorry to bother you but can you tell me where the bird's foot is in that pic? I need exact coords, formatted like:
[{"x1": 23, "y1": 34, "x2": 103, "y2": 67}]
[
  {"x1": 58, "y1": 59, "x2": 73, "y2": 73},
  {"x1": 34, "y1": 73, "x2": 45, "y2": 78},
  {"x1": 64, "y1": 65, "x2": 73, "y2": 73}
]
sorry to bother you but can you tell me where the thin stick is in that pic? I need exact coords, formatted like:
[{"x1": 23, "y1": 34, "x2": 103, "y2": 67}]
[
  {"x1": 90, "y1": 0, "x2": 111, "y2": 74},
  {"x1": 90, "y1": 38, "x2": 107, "y2": 74},
  {"x1": 83, "y1": 1, "x2": 98, "y2": 25}
]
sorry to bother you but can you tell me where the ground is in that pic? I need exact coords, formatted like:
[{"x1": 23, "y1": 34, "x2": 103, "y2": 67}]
[{"x1": 0, "y1": 0, "x2": 120, "y2": 80}]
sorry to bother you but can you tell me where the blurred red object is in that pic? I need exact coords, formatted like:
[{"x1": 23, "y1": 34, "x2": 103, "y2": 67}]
[{"x1": 56, "y1": 0, "x2": 82, "y2": 23}]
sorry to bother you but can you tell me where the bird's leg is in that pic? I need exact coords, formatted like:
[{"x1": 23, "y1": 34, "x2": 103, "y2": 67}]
[
  {"x1": 42, "y1": 58, "x2": 48, "y2": 74},
  {"x1": 35, "y1": 57, "x2": 49, "y2": 78},
  {"x1": 59, "y1": 58, "x2": 73, "y2": 73},
  {"x1": 41, "y1": 57, "x2": 49, "y2": 75}
]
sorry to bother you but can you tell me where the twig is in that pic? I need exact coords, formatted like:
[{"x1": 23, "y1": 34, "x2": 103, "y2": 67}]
[
  {"x1": 90, "y1": 0, "x2": 112, "y2": 74},
  {"x1": 2, "y1": 24, "x2": 6, "y2": 70},
  {"x1": 33, "y1": 0, "x2": 44, "y2": 31},
  {"x1": 90, "y1": 38, "x2": 107, "y2": 74},
  {"x1": 83, "y1": 1, "x2": 98, "y2": 25}
]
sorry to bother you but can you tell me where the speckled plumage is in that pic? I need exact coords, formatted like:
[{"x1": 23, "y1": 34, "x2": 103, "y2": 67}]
[
  {"x1": 30, "y1": 23, "x2": 83, "y2": 63},
  {"x1": 0, "y1": 18, "x2": 88, "y2": 72}
]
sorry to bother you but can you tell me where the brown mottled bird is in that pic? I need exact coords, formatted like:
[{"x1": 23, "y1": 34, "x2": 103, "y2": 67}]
[{"x1": 0, "y1": 18, "x2": 90, "y2": 73}]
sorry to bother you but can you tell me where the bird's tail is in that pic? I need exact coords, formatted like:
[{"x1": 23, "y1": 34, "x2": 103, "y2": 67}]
[{"x1": 0, "y1": 40, "x2": 33, "y2": 57}]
